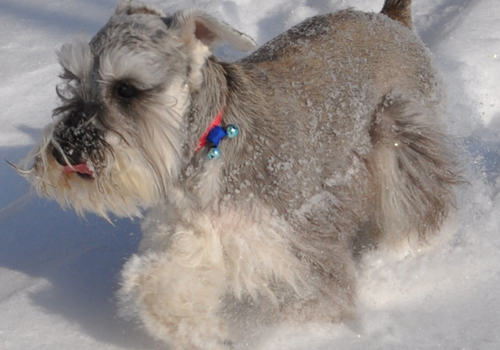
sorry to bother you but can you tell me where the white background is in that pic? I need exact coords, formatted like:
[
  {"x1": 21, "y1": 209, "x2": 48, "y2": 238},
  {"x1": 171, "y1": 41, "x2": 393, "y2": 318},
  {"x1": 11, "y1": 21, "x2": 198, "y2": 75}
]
[{"x1": 0, "y1": 0, "x2": 499, "y2": 349}]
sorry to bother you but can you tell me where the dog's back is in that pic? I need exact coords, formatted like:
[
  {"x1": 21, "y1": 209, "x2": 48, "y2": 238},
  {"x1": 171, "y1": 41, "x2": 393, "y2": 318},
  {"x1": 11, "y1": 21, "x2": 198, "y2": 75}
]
[{"x1": 229, "y1": 1, "x2": 459, "y2": 249}]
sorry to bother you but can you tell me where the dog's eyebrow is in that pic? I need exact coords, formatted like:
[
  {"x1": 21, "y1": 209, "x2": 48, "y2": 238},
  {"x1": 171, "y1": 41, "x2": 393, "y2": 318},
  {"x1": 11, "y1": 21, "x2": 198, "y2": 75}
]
[
  {"x1": 59, "y1": 68, "x2": 78, "y2": 81},
  {"x1": 99, "y1": 48, "x2": 170, "y2": 89},
  {"x1": 57, "y1": 40, "x2": 94, "y2": 80}
]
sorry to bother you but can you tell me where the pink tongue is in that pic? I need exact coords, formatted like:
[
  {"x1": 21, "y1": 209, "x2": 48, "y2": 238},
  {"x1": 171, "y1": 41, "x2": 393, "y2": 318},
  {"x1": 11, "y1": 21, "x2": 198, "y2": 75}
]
[{"x1": 63, "y1": 163, "x2": 93, "y2": 176}]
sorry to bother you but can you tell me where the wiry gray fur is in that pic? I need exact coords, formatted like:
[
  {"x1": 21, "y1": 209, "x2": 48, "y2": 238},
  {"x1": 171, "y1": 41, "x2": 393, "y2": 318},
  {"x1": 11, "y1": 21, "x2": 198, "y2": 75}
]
[{"x1": 20, "y1": 0, "x2": 461, "y2": 348}]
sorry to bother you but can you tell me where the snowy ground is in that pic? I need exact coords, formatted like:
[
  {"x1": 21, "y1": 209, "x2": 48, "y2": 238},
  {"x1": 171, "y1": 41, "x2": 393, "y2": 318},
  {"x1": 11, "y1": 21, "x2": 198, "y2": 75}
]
[{"x1": 0, "y1": 0, "x2": 499, "y2": 349}]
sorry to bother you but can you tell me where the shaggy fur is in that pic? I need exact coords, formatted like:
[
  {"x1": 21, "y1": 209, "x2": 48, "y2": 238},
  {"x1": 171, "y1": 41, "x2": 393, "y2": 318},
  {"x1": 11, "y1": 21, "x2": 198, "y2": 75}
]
[{"x1": 19, "y1": 0, "x2": 460, "y2": 348}]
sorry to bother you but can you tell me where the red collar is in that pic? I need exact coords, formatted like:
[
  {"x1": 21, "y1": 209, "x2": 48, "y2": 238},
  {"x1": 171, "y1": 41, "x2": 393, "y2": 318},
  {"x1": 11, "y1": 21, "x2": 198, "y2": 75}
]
[{"x1": 194, "y1": 108, "x2": 224, "y2": 152}]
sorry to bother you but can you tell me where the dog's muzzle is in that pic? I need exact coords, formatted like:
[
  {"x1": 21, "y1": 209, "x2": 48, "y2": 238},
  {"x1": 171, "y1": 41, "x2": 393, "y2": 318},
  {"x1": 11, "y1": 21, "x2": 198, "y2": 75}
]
[{"x1": 50, "y1": 110, "x2": 103, "y2": 178}]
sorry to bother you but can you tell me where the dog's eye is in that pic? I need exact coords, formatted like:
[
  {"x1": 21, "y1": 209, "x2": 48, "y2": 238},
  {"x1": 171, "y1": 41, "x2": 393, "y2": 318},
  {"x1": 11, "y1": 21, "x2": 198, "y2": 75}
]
[{"x1": 115, "y1": 82, "x2": 140, "y2": 99}]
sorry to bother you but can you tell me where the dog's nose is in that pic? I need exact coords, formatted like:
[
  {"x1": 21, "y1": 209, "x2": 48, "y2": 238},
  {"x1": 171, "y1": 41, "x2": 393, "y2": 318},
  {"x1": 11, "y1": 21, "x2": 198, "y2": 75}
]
[
  {"x1": 51, "y1": 145, "x2": 66, "y2": 166},
  {"x1": 51, "y1": 143, "x2": 81, "y2": 166}
]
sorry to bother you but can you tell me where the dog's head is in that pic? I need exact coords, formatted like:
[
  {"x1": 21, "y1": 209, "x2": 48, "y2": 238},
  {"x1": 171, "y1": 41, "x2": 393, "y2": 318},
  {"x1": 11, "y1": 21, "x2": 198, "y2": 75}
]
[{"x1": 19, "y1": 0, "x2": 255, "y2": 218}]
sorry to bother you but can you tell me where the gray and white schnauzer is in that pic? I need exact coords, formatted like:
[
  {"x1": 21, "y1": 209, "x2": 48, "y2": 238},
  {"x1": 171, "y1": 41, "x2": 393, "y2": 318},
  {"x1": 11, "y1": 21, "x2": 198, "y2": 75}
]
[{"x1": 19, "y1": 0, "x2": 460, "y2": 348}]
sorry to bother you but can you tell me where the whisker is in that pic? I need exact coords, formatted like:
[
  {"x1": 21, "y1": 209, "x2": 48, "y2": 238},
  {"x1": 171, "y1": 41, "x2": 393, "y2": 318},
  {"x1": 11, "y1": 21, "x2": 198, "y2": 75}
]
[{"x1": 6, "y1": 160, "x2": 33, "y2": 175}]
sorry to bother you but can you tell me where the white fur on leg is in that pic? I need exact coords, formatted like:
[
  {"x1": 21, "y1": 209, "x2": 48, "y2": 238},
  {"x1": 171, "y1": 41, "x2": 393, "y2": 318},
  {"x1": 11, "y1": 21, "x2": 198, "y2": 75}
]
[
  {"x1": 119, "y1": 202, "x2": 309, "y2": 348},
  {"x1": 119, "y1": 219, "x2": 227, "y2": 349}
]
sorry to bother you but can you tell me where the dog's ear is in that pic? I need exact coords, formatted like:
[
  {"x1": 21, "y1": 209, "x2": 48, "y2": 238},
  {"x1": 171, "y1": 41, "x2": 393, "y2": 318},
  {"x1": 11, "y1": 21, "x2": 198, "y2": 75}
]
[
  {"x1": 164, "y1": 10, "x2": 256, "y2": 52},
  {"x1": 115, "y1": 0, "x2": 165, "y2": 17}
]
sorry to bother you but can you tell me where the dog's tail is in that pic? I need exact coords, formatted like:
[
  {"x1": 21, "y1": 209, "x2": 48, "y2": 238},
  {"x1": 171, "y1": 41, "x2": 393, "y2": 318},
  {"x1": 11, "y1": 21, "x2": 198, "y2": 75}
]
[
  {"x1": 368, "y1": 94, "x2": 461, "y2": 247},
  {"x1": 381, "y1": 0, "x2": 412, "y2": 29}
]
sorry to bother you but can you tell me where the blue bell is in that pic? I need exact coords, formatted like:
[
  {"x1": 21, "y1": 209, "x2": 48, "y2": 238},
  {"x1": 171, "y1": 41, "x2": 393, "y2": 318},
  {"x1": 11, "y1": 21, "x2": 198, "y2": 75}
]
[
  {"x1": 226, "y1": 125, "x2": 239, "y2": 139},
  {"x1": 207, "y1": 147, "x2": 221, "y2": 160}
]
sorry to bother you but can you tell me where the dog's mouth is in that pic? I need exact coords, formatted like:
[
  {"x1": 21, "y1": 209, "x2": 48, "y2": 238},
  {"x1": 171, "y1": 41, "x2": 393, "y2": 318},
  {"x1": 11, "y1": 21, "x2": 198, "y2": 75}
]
[
  {"x1": 63, "y1": 163, "x2": 94, "y2": 179},
  {"x1": 50, "y1": 144, "x2": 95, "y2": 179}
]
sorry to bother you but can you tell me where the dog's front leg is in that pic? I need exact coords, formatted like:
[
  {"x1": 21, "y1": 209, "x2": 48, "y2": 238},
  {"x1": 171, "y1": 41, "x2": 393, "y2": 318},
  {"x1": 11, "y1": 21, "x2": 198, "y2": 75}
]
[{"x1": 119, "y1": 220, "x2": 228, "y2": 350}]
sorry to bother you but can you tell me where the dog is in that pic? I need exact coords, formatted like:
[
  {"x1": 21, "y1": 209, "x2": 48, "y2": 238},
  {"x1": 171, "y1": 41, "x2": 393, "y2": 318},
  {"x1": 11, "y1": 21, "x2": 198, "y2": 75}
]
[{"x1": 17, "y1": 0, "x2": 460, "y2": 348}]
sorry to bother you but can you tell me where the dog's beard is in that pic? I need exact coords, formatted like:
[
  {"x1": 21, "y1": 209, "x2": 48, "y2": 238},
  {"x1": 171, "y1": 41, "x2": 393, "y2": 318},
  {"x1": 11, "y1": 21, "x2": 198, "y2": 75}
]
[{"x1": 21, "y1": 97, "x2": 186, "y2": 220}]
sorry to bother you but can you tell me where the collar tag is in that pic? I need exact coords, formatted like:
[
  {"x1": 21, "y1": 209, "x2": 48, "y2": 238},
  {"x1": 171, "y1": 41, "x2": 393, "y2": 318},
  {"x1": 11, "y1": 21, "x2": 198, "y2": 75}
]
[
  {"x1": 194, "y1": 109, "x2": 224, "y2": 152},
  {"x1": 194, "y1": 108, "x2": 239, "y2": 159},
  {"x1": 206, "y1": 126, "x2": 227, "y2": 147}
]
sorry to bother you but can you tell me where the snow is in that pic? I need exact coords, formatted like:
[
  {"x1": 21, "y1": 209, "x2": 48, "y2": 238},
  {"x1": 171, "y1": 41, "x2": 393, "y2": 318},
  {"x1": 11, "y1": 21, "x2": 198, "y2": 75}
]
[{"x1": 0, "y1": 0, "x2": 499, "y2": 349}]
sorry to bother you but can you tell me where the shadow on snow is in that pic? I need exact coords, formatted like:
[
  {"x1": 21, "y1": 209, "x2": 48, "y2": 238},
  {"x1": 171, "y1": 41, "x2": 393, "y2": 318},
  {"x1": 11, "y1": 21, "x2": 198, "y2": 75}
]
[{"x1": 0, "y1": 131, "x2": 161, "y2": 349}]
